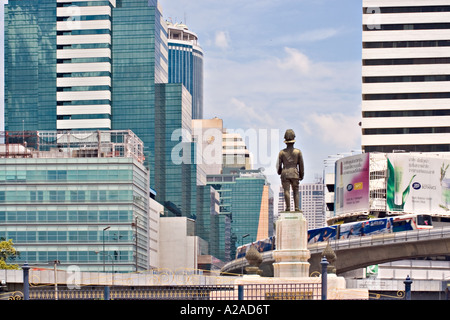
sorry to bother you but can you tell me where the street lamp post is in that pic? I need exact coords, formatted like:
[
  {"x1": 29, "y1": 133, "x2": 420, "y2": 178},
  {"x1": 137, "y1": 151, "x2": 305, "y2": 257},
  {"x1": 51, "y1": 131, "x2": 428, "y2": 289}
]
[
  {"x1": 103, "y1": 226, "x2": 110, "y2": 273},
  {"x1": 131, "y1": 218, "x2": 138, "y2": 272},
  {"x1": 240, "y1": 234, "x2": 250, "y2": 274},
  {"x1": 53, "y1": 260, "x2": 60, "y2": 300}
]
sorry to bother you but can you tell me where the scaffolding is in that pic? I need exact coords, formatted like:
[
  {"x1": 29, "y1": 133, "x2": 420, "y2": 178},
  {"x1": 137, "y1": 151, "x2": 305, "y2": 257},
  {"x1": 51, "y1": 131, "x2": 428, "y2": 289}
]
[{"x1": 0, "y1": 130, "x2": 145, "y2": 163}]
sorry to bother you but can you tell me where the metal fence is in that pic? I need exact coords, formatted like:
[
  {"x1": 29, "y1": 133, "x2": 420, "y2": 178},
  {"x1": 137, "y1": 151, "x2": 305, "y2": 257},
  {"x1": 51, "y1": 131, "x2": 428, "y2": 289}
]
[{"x1": 28, "y1": 283, "x2": 321, "y2": 300}]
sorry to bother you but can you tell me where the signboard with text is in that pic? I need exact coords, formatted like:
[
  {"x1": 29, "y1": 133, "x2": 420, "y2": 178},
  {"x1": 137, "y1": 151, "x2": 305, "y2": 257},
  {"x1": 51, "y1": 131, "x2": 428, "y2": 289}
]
[
  {"x1": 334, "y1": 153, "x2": 370, "y2": 216},
  {"x1": 386, "y1": 154, "x2": 450, "y2": 214}
]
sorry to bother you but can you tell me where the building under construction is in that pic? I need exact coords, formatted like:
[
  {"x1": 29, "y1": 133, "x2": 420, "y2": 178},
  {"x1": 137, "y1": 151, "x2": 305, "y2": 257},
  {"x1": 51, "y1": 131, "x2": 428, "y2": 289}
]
[{"x1": 0, "y1": 130, "x2": 145, "y2": 163}]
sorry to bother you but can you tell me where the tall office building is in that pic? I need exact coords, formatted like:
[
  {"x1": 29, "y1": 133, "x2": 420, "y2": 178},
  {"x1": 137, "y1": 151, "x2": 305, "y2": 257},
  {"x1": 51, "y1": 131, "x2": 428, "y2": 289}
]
[
  {"x1": 154, "y1": 83, "x2": 200, "y2": 218},
  {"x1": 4, "y1": 0, "x2": 168, "y2": 166},
  {"x1": 207, "y1": 169, "x2": 273, "y2": 261},
  {"x1": 167, "y1": 22, "x2": 204, "y2": 119},
  {"x1": 278, "y1": 182, "x2": 325, "y2": 229},
  {"x1": 362, "y1": 1, "x2": 450, "y2": 153},
  {"x1": 222, "y1": 131, "x2": 253, "y2": 172},
  {"x1": 56, "y1": 0, "x2": 115, "y2": 130}
]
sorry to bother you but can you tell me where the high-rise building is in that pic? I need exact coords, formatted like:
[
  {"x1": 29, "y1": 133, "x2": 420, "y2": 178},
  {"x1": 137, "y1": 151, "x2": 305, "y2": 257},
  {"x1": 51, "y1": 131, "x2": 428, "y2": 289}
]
[
  {"x1": 0, "y1": 130, "x2": 153, "y2": 272},
  {"x1": 361, "y1": 1, "x2": 450, "y2": 153},
  {"x1": 167, "y1": 22, "x2": 204, "y2": 119},
  {"x1": 56, "y1": 0, "x2": 115, "y2": 131},
  {"x1": 4, "y1": 0, "x2": 168, "y2": 170},
  {"x1": 207, "y1": 169, "x2": 273, "y2": 261},
  {"x1": 278, "y1": 182, "x2": 325, "y2": 229},
  {"x1": 154, "y1": 83, "x2": 200, "y2": 218},
  {"x1": 222, "y1": 131, "x2": 253, "y2": 172}
]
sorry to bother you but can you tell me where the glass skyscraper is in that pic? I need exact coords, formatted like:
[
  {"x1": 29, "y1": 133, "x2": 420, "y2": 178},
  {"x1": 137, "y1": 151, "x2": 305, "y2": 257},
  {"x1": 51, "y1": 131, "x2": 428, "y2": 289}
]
[
  {"x1": 155, "y1": 83, "x2": 199, "y2": 218},
  {"x1": 207, "y1": 169, "x2": 273, "y2": 261},
  {"x1": 4, "y1": 0, "x2": 168, "y2": 175},
  {"x1": 167, "y1": 22, "x2": 204, "y2": 119},
  {"x1": 4, "y1": 0, "x2": 57, "y2": 132}
]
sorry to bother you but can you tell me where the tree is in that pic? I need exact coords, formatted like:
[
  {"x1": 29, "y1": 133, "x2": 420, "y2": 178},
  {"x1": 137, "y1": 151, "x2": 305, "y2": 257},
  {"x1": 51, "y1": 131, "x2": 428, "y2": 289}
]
[{"x1": 0, "y1": 239, "x2": 20, "y2": 270}]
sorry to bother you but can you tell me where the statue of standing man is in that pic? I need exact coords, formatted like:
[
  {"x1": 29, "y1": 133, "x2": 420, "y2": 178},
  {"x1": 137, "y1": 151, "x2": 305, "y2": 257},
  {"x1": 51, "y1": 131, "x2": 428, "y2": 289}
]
[{"x1": 277, "y1": 129, "x2": 304, "y2": 212}]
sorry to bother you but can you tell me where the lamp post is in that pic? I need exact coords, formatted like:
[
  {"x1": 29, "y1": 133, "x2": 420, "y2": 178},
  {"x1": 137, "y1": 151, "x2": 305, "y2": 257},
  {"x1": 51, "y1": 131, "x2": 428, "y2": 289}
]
[
  {"x1": 103, "y1": 226, "x2": 110, "y2": 273},
  {"x1": 321, "y1": 256, "x2": 329, "y2": 300},
  {"x1": 131, "y1": 218, "x2": 138, "y2": 272},
  {"x1": 53, "y1": 260, "x2": 60, "y2": 300},
  {"x1": 240, "y1": 234, "x2": 250, "y2": 274}
]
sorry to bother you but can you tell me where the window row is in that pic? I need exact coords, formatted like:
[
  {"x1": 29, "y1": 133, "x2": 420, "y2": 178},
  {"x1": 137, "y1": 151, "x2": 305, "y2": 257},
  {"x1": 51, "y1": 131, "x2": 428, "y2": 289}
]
[
  {"x1": 0, "y1": 169, "x2": 132, "y2": 182},
  {"x1": 0, "y1": 230, "x2": 133, "y2": 243},
  {"x1": 363, "y1": 75, "x2": 450, "y2": 83},
  {"x1": 12, "y1": 250, "x2": 134, "y2": 264},
  {"x1": 363, "y1": 57, "x2": 450, "y2": 66},
  {"x1": 363, "y1": 110, "x2": 450, "y2": 117},
  {"x1": 363, "y1": 6, "x2": 450, "y2": 14},
  {"x1": 363, "y1": 92, "x2": 450, "y2": 100},
  {"x1": 363, "y1": 23, "x2": 450, "y2": 31},
  {"x1": 0, "y1": 209, "x2": 133, "y2": 223},
  {"x1": 363, "y1": 40, "x2": 450, "y2": 49},
  {"x1": 363, "y1": 127, "x2": 450, "y2": 135},
  {"x1": 0, "y1": 189, "x2": 134, "y2": 203},
  {"x1": 364, "y1": 144, "x2": 450, "y2": 153}
]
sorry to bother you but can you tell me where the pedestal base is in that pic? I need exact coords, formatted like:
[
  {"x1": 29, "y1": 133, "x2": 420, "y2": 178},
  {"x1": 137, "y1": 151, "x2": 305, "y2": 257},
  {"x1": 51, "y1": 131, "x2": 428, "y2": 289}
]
[
  {"x1": 273, "y1": 249, "x2": 311, "y2": 278},
  {"x1": 273, "y1": 211, "x2": 311, "y2": 277}
]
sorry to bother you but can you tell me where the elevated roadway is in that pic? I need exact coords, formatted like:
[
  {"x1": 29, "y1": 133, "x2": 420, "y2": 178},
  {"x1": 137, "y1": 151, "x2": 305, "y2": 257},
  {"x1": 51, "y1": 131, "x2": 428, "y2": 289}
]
[{"x1": 221, "y1": 227, "x2": 450, "y2": 277}]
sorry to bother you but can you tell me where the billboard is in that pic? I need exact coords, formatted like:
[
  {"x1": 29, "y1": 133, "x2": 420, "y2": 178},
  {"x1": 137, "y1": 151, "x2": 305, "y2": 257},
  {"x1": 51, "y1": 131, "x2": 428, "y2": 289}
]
[
  {"x1": 335, "y1": 153, "x2": 370, "y2": 215},
  {"x1": 338, "y1": 218, "x2": 393, "y2": 239},
  {"x1": 386, "y1": 154, "x2": 450, "y2": 214}
]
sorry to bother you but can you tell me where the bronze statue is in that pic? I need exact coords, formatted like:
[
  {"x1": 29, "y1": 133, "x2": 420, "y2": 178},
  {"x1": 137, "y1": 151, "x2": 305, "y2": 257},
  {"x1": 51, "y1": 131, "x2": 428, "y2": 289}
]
[{"x1": 277, "y1": 129, "x2": 304, "y2": 212}]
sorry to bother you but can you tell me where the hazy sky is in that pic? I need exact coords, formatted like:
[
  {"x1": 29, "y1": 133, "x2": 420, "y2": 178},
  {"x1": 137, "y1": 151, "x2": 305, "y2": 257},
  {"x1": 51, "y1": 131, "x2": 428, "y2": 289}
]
[
  {"x1": 160, "y1": 0, "x2": 363, "y2": 188},
  {"x1": 0, "y1": 0, "x2": 364, "y2": 193}
]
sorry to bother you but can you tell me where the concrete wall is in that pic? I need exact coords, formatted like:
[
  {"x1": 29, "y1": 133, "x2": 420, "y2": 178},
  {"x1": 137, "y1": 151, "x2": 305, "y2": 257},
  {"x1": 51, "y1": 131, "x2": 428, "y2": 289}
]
[{"x1": 159, "y1": 217, "x2": 205, "y2": 271}]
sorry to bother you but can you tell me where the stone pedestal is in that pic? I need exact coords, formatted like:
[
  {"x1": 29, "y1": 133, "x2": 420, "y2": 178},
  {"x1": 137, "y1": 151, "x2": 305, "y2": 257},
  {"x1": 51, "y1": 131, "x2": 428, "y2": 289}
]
[{"x1": 273, "y1": 211, "x2": 311, "y2": 278}]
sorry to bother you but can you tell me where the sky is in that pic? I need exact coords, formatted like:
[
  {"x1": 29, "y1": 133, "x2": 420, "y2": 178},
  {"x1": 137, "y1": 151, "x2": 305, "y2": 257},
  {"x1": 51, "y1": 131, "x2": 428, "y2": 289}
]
[{"x1": 160, "y1": 0, "x2": 364, "y2": 192}]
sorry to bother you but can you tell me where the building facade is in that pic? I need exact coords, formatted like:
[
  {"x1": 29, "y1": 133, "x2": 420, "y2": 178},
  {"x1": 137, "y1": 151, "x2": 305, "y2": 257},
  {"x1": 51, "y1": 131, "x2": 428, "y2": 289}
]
[
  {"x1": 362, "y1": 0, "x2": 450, "y2": 153},
  {"x1": 222, "y1": 131, "x2": 253, "y2": 172},
  {"x1": 207, "y1": 169, "x2": 273, "y2": 261},
  {"x1": 0, "y1": 130, "x2": 153, "y2": 272},
  {"x1": 4, "y1": 0, "x2": 168, "y2": 175},
  {"x1": 3, "y1": 0, "x2": 208, "y2": 219},
  {"x1": 278, "y1": 182, "x2": 326, "y2": 229},
  {"x1": 167, "y1": 22, "x2": 204, "y2": 119}
]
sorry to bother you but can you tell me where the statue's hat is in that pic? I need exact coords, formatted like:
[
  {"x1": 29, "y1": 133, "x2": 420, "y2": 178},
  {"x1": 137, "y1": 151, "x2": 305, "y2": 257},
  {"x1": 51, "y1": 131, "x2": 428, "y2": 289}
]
[{"x1": 284, "y1": 129, "x2": 296, "y2": 143}]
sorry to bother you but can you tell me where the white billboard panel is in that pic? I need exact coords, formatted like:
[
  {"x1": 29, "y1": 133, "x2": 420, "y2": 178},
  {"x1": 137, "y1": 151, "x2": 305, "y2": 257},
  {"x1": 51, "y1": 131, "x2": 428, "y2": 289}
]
[{"x1": 386, "y1": 154, "x2": 450, "y2": 215}]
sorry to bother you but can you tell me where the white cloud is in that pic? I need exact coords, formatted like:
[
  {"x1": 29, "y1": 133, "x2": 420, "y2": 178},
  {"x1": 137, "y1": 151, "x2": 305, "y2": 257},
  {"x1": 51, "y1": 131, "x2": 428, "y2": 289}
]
[
  {"x1": 277, "y1": 47, "x2": 311, "y2": 75},
  {"x1": 304, "y1": 112, "x2": 362, "y2": 150},
  {"x1": 214, "y1": 31, "x2": 230, "y2": 50},
  {"x1": 229, "y1": 97, "x2": 278, "y2": 128}
]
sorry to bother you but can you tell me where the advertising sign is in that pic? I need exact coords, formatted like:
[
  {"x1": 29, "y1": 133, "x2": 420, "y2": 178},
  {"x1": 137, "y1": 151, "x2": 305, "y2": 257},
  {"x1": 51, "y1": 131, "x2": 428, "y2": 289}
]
[
  {"x1": 307, "y1": 226, "x2": 337, "y2": 244},
  {"x1": 386, "y1": 154, "x2": 450, "y2": 214},
  {"x1": 335, "y1": 153, "x2": 370, "y2": 215},
  {"x1": 338, "y1": 218, "x2": 393, "y2": 239}
]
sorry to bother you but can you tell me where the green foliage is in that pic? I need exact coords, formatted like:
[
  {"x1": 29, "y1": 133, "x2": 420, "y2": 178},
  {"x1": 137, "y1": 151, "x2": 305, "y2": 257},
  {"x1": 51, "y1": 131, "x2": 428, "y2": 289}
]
[{"x1": 0, "y1": 239, "x2": 20, "y2": 270}]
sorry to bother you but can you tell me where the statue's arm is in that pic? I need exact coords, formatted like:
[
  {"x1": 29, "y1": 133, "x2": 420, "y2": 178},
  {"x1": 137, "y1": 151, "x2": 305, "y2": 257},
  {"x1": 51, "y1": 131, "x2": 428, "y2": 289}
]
[
  {"x1": 276, "y1": 152, "x2": 282, "y2": 175},
  {"x1": 298, "y1": 152, "x2": 304, "y2": 181}
]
